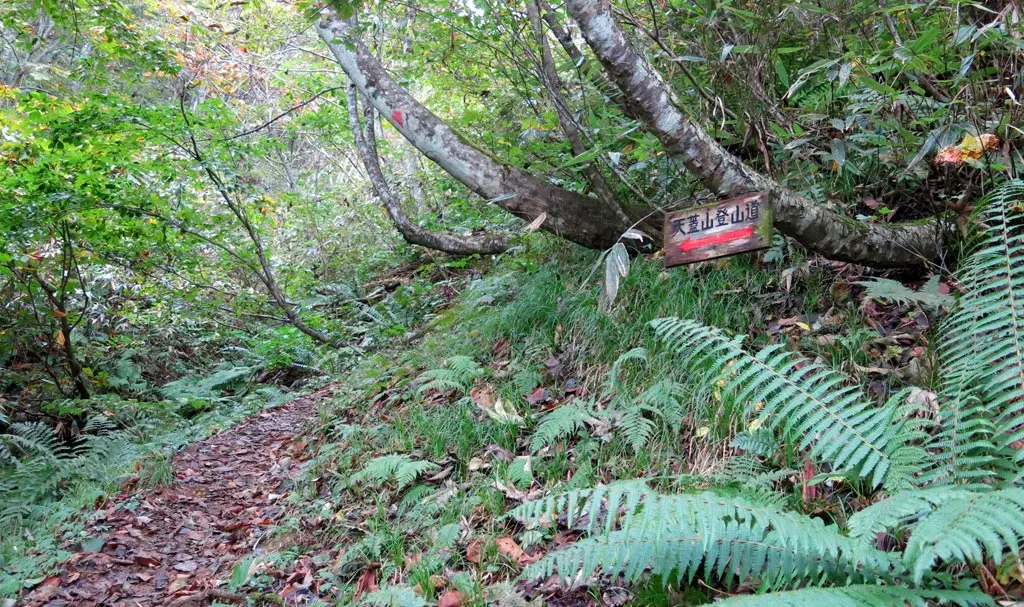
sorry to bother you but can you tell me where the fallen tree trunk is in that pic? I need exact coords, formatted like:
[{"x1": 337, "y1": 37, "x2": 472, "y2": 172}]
[
  {"x1": 316, "y1": 12, "x2": 632, "y2": 250},
  {"x1": 564, "y1": 0, "x2": 944, "y2": 268}
]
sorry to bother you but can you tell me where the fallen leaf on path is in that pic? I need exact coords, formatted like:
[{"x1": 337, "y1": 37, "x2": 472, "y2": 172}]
[
  {"x1": 134, "y1": 553, "x2": 161, "y2": 567},
  {"x1": 174, "y1": 560, "x2": 198, "y2": 572},
  {"x1": 167, "y1": 574, "x2": 191, "y2": 594}
]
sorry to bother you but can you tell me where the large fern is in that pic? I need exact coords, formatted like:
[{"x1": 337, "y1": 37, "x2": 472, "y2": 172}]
[
  {"x1": 710, "y1": 585, "x2": 988, "y2": 607},
  {"x1": 511, "y1": 480, "x2": 898, "y2": 589},
  {"x1": 0, "y1": 419, "x2": 135, "y2": 531},
  {"x1": 903, "y1": 488, "x2": 1024, "y2": 583},
  {"x1": 650, "y1": 317, "x2": 923, "y2": 489},
  {"x1": 926, "y1": 181, "x2": 1024, "y2": 482}
]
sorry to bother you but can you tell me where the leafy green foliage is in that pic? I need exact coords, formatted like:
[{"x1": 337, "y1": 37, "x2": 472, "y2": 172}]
[
  {"x1": 416, "y1": 356, "x2": 483, "y2": 397},
  {"x1": 711, "y1": 585, "x2": 988, "y2": 607},
  {"x1": 512, "y1": 481, "x2": 896, "y2": 589},
  {"x1": 347, "y1": 454, "x2": 439, "y2": 491},
  {"x1": 855, "y1": 276, "x2": 954, "y2": 310},
  {"x1": 651, "y1": 317, "x2": 924, "y2": 489},
  {"x1": 529, "y1": 399, "x2": 590, "y2": 453},
  {"x1": 513, "y1": 181, "x2": 1024, "y2": 602},
  {"x1": 358, "y1": 586, "x2": 427, "y2": 607},
  {"x1": 904, "y1": 488, "x2": 1024, "y2": 583},
  {"x1": 926, "y1": 182, "x2": 1024, "y2": 484}
]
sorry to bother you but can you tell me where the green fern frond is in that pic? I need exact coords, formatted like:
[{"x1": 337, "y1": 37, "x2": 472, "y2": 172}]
[
  {"x1": 512, "y1": 369, "x2": 543, "y2": 396},
  {"x1": 856, "y1": 275, "x2": 954, "y2": 309},
  {"x1": 620, "y1": 406, "x2": 656, "y2": 455},
  {"x1": 636, "y1": 380, "x2": 686, "y2": 429},
  {"x1": 609, "y1": 347, "x2": 648, "y2": 394},
  {"x1": 937, "y1": 181, "x2": 1024, "y2": 469},
  {"x1": 612, "y1": 380, "x2": 685, "y2": 454},
  {"x1": 652, "y1": 317, "x2": 909, "y2": 488},
  {"x1": 347, "y1": 454, "x2": 438, "y2": 490},
  {"x1": 515, "y1": 483, "x2": 897, "y2": 589},
  {"x1": 846, "y1": 486, "x2": 974, "y2": 542},
  {"x1": 506, "y1": 456, "x2": 534, "y2": 489},
  {"x1": 918, "y1": 368, "x2": 1010, "y2": 487},
  {"x1": 510, "y1": 479, "x2": 654, "y2": 534},
  {"x1": 357, "y1": 586, "x2": 427, "y2": 607},
  {"x1": 710, "y1": 585, "x2": 989, "y2": 607},
  {"x1": 0, "y1": 422, "x2": 67, "y2": 464},
  {"x1": 731, "y1": 429, "x2": 778, "y2": 457},
  {"x1": 83, "y1": 415, "x2": 117, "y2": 435},
  {"x1": 904, "y1": 487, "x2": 1024, "y2": 583},
  {"x1": 530, "y1": 399, "x2": 591, "y2": 453},
  {"x1": 416, "y1": 356, "x2": 483, "y2": 396}
]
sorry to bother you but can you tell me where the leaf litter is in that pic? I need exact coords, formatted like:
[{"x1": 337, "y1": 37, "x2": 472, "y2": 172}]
[{"x1": 21, "y1": 384, "x2": 337, "y2": 607}]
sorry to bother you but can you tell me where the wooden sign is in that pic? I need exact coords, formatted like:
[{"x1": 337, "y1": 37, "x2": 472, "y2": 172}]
[{"x1": 663, "y1": 192, "x2": 772, "y2": 267}]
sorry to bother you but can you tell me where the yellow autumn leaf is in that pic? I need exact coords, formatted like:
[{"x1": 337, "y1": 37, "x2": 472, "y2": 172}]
[
  {"x1": 748, "y1": 418, "x2": 763, "y2": 431},
  {"x1": 795, "y1": 321, "x2": 811, "y2": 332},
  {"x1": 960, "y1": 134, "x2": 984, "y2": 159},
  {"x1": 696, "y1": 426, "x2": 711, "y2": 438}
]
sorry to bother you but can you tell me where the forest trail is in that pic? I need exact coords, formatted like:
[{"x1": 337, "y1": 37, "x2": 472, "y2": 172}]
[{"x1": 22, "y1": 385, "x2": 335, "y2": 607}]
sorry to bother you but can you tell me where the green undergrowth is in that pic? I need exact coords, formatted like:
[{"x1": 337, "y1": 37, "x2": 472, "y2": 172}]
[{"x1": 274, "y1": 237, "x2": 896, "y2": 605}]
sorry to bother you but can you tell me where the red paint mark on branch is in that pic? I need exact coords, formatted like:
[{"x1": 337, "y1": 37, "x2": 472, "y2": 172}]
[
  {"x1": 678, "y1": 226, "x2": 754, "y2": 252},
  {"x1": 391, "y1": 109, "x2": 404, "y2": 127}
]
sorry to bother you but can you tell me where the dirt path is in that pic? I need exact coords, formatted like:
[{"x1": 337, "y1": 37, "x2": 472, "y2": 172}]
[{"x1": 24, "y1": 384, "x2": 334, "y2": 607}]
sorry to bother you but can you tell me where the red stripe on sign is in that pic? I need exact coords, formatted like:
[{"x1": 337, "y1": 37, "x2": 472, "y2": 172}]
[{"x1": 678, "y1": 226, "x2": 755, "y2": 252}]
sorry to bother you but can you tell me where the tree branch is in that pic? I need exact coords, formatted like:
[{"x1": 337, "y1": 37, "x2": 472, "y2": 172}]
[{"x1": 565, "y1": 0, "x2": 944, "y2": 268}]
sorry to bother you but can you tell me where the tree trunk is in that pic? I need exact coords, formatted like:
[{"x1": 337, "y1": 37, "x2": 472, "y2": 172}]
[
  {"x1": 526, "y1": 0, "x2": 618, "y2": 211},
  {"x1": 30, "y1": 271, "x2": 90, "y2": 399},
  {"x1": 564, "y1": 0, "x2": 944, "y2": 268},
  {"x1": 315, "y1": 12, "x2": 631, "y2": 250},
  {"x1": 346, "y1": 85, "x2": 511, "y2": 255}
]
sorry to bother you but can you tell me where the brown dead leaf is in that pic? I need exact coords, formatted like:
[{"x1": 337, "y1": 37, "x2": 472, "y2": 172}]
[
  {"x1": 525, "y1": 386, "x2": 549, "y2": 407},
  {"x1": 438, "y1": 590, "x2": 465, "y2": 607},
  {"x1": 496, "y1": 536, "x2": 540, "y2": 566},
  {"x1": 134, "y1": 553, "x2": 161, "y2": 567},
  {"x1": 429, "y1": 574, "x2": 447, "y2": 590},
  {"x1": 466, "y1": 539, "x2": 482, "y2": 564},
  {"x1": 491, "y1": 338, "x2": 510, "y2": 358},
  {"x1": 167, "y1": 574, "x2": 191, "y2": 594},
  {"x1": 174, "y1": 560, "x2": 198, "y2": 573},
  {"x1": 354, "y1": 565, "x2": 379, "y2": 600},
  {"x1": 427, "y1": 466, "x2": 454, "y2": 482},
  {"x1": 545, "y1": 356, "x2": 565, "y2": 380},
  {"x1": 934, "y1": 146, "x2": 964, "y2": 165}
]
